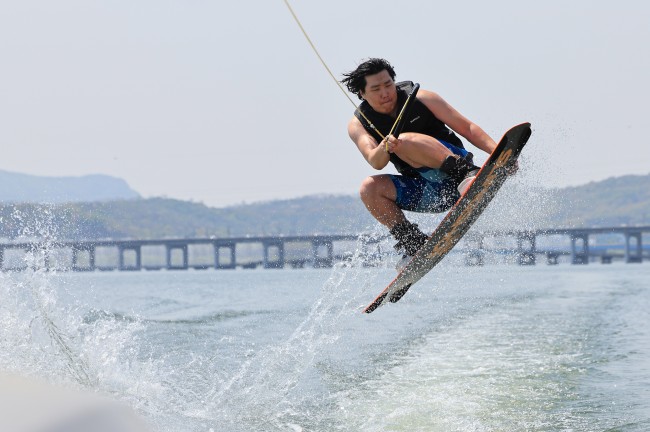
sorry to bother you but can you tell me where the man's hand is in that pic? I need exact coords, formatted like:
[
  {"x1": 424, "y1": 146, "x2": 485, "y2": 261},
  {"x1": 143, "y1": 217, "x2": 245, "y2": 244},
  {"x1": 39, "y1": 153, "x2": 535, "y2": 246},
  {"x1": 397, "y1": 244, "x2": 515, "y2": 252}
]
[{"x1": 384, "y1": 134, "x2": 402, "y2": 153}]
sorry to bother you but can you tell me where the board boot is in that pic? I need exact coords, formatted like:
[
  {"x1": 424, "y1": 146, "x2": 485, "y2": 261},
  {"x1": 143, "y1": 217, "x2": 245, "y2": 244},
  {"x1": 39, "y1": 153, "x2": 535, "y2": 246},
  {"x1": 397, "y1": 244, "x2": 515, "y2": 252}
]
[
  {"x1": 440, "y1": 153, "x2": 480, "y2": 195},
  {"x1": 390, "y1": 220, "x2": 428, "y2": 270}
]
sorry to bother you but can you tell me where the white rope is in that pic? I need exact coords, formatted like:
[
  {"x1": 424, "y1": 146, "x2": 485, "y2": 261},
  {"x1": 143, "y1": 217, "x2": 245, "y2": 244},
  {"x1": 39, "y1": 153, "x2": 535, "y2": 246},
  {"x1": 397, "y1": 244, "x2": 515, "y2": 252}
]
[
  {"x1": 282, "y1": 0, "x2": 420, "y2": 149},
  {"x1": 282, "y1": 0, "x2": 359, "y2": 110}
]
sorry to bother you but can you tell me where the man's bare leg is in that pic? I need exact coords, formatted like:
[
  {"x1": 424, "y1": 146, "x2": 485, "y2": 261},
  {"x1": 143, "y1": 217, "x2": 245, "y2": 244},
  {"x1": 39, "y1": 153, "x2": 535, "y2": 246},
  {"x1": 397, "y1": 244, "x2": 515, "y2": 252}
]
[
  {"x1": 359, "y1": 175, "x2": 405, "y2": 229},
  {"x1": 359, "y1": 174, "x2": 428, "y2": 257},
  {"x1": 390, "y1": 132, "x2": 454, "y2": 169}
]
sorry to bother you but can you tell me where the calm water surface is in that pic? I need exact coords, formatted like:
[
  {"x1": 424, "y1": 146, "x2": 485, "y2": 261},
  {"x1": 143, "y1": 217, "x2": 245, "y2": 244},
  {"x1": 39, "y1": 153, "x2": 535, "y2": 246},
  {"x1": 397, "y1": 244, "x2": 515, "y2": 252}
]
[{"x1": 1, "y1": 261, "x2": 649, "y2": 431}]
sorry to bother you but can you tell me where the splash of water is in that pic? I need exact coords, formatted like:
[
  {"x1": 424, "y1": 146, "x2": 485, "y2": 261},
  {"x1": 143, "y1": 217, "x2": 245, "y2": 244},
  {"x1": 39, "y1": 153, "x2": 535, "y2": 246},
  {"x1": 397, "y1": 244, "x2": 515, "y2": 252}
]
[
  {"x1": 191, "y1": 237, "x2": 380, "y2": 431},
  {"x1": 0, "y1": 206, "x2": 156, "y2": 416}
]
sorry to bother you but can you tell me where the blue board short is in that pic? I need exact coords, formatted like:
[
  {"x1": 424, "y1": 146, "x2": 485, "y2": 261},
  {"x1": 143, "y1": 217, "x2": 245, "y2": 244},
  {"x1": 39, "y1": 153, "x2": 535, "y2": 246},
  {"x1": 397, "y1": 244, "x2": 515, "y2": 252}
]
[{"x1": 389, "y1": 140, "x2": 469, "y2": 213}]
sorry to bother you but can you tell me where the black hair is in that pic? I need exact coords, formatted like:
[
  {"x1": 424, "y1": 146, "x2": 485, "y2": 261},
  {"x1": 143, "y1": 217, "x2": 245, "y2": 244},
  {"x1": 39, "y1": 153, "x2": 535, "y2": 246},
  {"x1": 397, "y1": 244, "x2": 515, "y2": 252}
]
[{"x1": 340, "y1": 58, "x2": 396, "y2": 100}]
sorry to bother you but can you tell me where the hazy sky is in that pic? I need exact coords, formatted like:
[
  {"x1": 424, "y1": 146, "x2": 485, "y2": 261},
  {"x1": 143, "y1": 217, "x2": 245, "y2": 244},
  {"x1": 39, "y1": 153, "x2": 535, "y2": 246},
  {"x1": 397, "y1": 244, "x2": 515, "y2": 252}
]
[{"x1": 1, "y1": 1, "x2": 649, "y2": 207}]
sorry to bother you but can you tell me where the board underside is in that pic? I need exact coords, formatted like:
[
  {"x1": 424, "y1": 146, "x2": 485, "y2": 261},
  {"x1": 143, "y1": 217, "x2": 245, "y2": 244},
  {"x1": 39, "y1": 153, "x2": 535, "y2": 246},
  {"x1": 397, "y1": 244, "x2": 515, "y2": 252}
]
[{"x1": 363, "y1": 122, "x2": 532, "y2": 314}]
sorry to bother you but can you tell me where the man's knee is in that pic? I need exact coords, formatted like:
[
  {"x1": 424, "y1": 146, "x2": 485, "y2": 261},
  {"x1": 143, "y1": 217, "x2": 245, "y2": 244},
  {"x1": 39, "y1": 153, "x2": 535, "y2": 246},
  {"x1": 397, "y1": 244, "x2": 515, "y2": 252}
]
[
  {"x1": 359, "y1": 176, "x2": 391, "y2": 203},
  {"x1": 359, "y1": 177, "x2": 376, "y2": 202}
]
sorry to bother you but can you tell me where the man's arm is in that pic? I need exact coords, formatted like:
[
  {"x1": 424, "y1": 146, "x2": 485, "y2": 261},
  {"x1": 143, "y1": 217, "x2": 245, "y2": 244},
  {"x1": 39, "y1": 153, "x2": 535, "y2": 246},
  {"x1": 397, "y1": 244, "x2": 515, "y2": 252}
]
[
  {"x1": 418, "y1": 90, "x2": 497, "y2": 154},
  {"x1": 347, "y1": 116, "x2": 391, "y2": 170}
]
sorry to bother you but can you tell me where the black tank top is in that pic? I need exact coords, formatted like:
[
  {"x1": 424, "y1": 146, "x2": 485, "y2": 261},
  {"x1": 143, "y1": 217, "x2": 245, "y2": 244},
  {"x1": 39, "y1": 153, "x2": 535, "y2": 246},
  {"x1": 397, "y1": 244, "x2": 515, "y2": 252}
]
[{"x1": 354, "y1": 81, "x2": 464, "y2": 178}]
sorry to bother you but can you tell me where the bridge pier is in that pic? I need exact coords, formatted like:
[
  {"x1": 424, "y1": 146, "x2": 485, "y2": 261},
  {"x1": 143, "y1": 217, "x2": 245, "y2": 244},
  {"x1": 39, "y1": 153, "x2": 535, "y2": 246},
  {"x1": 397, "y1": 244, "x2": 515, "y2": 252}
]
[
  {"x1": 119, "y1": 245, "x2": 141, "y2": 271},
  {"x1": 27, "y1": 245, "x2": 52, "y2": 271},
  {"x1": 166, "y1": 244, "x2": 189, "y2": 269},
  {"x1": 72, "y1": 245, "x2": 96, "y2": 271},
  {"x1": 312, "y1": 240, "x2": 334, "y2": 268},
  {"x1": 464, "y1": 233, "x2": 485, "y2": 266},
  {"x1": 215, "y1": 241, "x2": 236, "y2": 269},
  {"x1": 263, "y1": 240, "x2": 285, "y2": 269},
  {"x1": 625, "y1": 232, "x2": 643, "y2": 263},
  {"x1": 517, "y1": 232, "x2": 536, "y2": 265},
  {"x1": 358, "y1": 235, "x2": 384, "y2": 267},
  {"x1": 570, "y1": 233, "x2": 590, "y2": 265}
]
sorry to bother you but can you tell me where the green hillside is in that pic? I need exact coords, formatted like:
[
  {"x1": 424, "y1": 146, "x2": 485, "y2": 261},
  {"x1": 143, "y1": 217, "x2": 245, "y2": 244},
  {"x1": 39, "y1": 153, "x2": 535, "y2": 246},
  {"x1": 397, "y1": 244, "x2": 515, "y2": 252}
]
[
  {"x1": 1, "y1": 173, "x2": 648, "y2": 241},
  {"x1": 550, "y1": 174, "x2": 650, "y2": 227},
  {"x1": 0, "y1": 196, "x2": 374, "y2": 240}
]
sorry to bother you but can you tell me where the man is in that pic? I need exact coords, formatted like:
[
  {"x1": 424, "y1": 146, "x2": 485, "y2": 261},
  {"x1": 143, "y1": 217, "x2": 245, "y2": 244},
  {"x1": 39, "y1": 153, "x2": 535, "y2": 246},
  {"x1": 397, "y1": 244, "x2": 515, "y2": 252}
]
[{"x1": 341, "y1": 58, "x2": 498, "y2": 263}]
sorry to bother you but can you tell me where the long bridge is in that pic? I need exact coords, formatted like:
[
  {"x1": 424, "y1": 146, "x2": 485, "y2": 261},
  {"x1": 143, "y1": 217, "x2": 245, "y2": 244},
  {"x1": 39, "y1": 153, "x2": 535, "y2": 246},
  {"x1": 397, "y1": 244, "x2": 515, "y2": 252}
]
[
  {"x1": 0, "y1": 226, "x2": 648, "y2": 272},
  {"x1": 0, "y1": 234, "x2": 369, "y2": 272},
  {"x1": 463, "y1": 226, "x2": 649, "y2": 266}
]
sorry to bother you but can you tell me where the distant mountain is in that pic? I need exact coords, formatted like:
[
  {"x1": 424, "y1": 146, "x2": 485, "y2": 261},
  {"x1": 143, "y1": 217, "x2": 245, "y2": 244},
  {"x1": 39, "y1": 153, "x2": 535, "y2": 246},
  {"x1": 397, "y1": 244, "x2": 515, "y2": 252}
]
[
  {"x1": 550, "y1": 174, "x2": 650, "y2": 227},
  {"x1": 0, "y1": 170, "x2": 140, "y2": 203},
  {"x1": 0, "y1": 173, "x2": 648, "y2": 241}
]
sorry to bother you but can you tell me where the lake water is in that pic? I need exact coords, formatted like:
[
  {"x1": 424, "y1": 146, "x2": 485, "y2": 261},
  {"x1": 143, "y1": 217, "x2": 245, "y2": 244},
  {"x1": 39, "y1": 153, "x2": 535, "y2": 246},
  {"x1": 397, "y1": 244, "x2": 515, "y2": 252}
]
[{"x1": 1, "y1": 258, "x2": 649, "y2": 431}]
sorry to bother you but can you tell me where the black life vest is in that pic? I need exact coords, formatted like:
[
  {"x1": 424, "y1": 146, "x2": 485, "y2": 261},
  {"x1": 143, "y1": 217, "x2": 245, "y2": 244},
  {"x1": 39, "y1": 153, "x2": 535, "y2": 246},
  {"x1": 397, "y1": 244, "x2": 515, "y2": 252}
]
[{"x1": 354, "y1": 81, "x2": 464, "y2": 178}]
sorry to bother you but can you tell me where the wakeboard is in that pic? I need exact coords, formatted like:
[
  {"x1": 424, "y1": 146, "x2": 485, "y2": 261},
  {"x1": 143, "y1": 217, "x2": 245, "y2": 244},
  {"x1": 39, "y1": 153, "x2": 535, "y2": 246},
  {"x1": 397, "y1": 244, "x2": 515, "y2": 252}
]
[{"x1": 363, "y1": 122, "x2": 532, "y2": 314}]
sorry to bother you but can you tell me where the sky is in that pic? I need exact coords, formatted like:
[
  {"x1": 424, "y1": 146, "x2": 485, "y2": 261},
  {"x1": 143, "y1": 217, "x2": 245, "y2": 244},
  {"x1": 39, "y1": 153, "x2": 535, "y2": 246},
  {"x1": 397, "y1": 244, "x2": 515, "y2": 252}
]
[{"x1": 1, "y1": 0, "x2": 649, "y2": 208}]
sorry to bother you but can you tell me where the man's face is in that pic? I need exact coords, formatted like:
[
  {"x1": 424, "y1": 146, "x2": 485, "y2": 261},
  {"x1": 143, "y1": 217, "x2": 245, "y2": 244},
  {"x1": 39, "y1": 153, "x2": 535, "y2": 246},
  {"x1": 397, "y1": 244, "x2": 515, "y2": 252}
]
[{"x1": 360, "y1": 69, "x2": 397, "y2": 115}]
